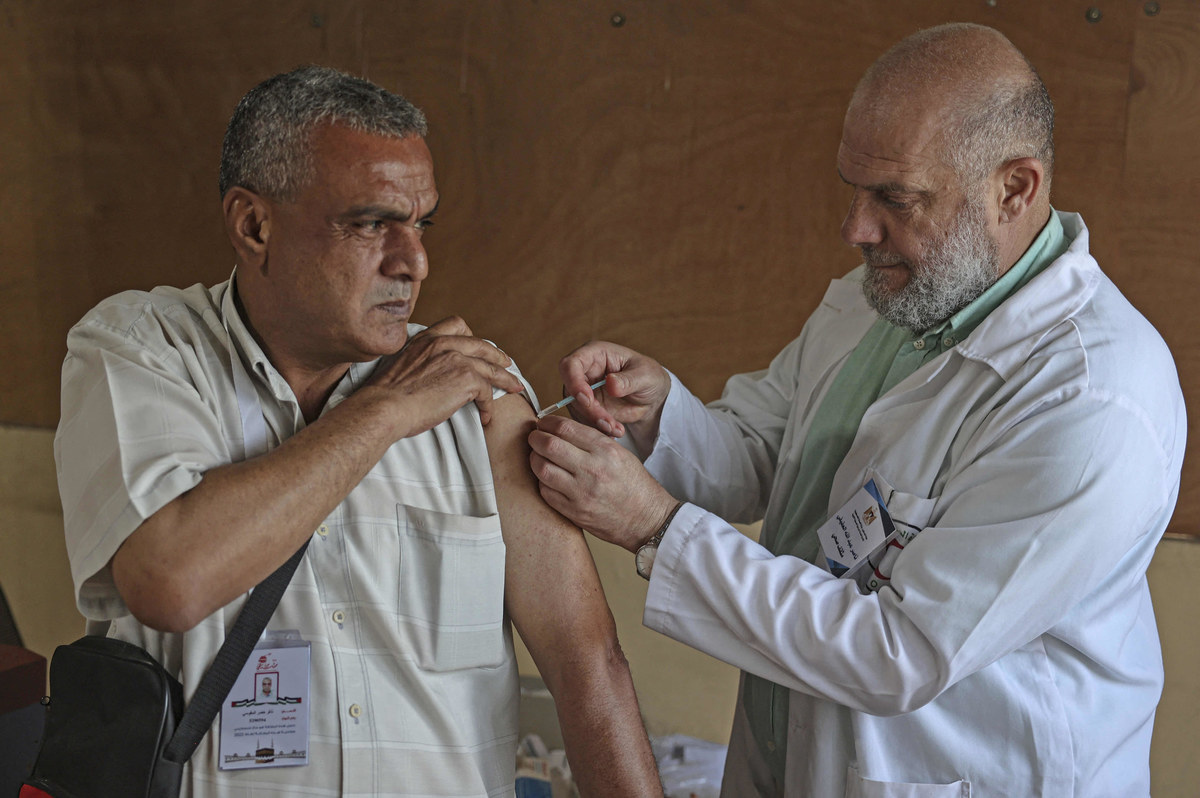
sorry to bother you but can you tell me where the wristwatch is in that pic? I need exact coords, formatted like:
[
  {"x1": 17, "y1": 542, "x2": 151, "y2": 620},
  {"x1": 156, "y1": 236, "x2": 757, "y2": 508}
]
[{"x1": 636, "y1": 501, "x2": 685, "y2": 580}]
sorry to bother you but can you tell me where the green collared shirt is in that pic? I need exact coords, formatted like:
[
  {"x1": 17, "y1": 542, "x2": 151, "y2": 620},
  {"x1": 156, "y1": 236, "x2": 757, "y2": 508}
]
[{"x1": 745, "y1": 211, "x2": 1067, "y2": 788}]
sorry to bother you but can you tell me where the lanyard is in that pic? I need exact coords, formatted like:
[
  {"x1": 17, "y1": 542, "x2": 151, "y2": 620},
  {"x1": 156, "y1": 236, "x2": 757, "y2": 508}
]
[{"x1": 227, "y1": 329, "x2": 269, "y2": 461}]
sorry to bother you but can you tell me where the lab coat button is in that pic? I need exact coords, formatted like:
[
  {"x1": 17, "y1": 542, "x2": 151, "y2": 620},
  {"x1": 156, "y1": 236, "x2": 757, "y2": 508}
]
[{"x1": 349, "y1": 703, "x2": 363, "y2": 718}]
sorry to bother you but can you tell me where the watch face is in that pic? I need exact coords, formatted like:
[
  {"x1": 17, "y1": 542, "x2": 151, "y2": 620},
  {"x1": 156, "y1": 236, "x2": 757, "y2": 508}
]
[{"x1": 635, "y1": 543, "x2": 658, "y2": 579}]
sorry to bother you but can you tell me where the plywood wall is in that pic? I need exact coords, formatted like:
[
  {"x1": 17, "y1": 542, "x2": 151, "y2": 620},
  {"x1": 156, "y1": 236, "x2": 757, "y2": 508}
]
[{"x1": 3, "y1": 0, "x2": 1197, "y2": 533}]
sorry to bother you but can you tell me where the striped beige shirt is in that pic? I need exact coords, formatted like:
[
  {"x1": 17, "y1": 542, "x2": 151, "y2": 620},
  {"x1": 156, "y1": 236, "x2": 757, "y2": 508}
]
[{"x1": 55, "y1": 276, "x2": 535, "y2": 797}]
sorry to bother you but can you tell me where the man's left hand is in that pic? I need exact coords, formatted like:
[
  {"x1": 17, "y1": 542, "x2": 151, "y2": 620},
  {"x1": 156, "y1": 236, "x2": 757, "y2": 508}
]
[{"x1": 529, "y1": 415, "x2": 678, "y2": 552}]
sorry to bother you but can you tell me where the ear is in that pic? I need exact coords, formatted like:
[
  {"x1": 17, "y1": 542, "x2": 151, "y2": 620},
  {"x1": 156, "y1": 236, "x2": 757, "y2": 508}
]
[
  {"x1": 994, "y1": 157, "x2": 1044, "y2": 225},
  {"x1": 222, "y1": 187, "x2": 272, "y2": 272}
]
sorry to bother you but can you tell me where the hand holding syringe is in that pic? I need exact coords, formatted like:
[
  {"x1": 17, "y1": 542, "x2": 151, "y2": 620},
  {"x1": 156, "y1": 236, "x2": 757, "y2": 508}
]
[{"x1": 536, "y1": 379, "x2": 607, "y2": 419}]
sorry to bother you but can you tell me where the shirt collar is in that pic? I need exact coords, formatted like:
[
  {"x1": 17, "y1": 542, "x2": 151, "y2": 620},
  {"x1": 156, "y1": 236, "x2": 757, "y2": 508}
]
[
  {"x1": 218, "y1": 268, "x2": 387, "y2": 414},
  {"x1": 824, "y1": 211, "x2": 1099, "y2": 379},
  {"x1": 937, "y1": 209, "x2": 1067, "y2": 341},
  {"x1": 218, "y1": 268, "x2": 297, "y2": 404},
  {"x1": 957, "y1": 210, "x2": 1101, "y2": 379}
]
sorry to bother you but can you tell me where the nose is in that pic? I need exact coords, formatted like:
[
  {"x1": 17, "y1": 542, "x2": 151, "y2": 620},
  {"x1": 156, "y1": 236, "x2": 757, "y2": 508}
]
[
  {"x1": 841, "y1": 190, "x2": 884, "y2": 247},
  {"x1": 383, "y1": 227, "x2": 429, "y2": 282}
]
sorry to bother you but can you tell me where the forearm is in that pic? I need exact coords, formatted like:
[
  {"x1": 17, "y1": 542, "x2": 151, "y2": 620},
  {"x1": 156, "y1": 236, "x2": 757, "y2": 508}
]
[
  {"x1": 643, "y1": 505, "x2": 944, "y2": 715},
  {"x1": 112, "y1": 391, "x2": 401, "y2": 631},
  {"x1": 548, "y1": 644, "x2": 663, "y2": 797},
  {"x1": 642, "y1": 372, "x2": 777, "y2": 522}
]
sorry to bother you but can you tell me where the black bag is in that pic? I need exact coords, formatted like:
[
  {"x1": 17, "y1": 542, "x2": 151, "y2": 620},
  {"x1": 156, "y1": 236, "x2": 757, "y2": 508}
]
[
  {"x1": 22, "y1": 543, "x2": 308, "y2": 798},
  {"x1": 20, "y1": 636, "x2": 186, "y2": 798}
]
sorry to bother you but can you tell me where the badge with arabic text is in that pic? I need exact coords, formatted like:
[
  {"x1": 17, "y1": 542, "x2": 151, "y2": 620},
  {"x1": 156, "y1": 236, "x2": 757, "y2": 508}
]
[
  {"x1": 817, "y1": 479, "x2": 896, "y2": 583},
  {"x1": 219, "y1": 630, "x2": 311, "y2": 770}
]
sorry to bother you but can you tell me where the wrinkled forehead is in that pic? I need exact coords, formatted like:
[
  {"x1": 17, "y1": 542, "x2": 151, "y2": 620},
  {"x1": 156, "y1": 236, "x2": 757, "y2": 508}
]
[{"x1": 837, "y1": 96, "x2": 956, "y2": 190}]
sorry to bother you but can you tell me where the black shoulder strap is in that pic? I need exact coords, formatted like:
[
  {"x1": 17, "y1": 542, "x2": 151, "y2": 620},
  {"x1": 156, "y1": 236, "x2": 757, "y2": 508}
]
[{"x1": 163, "y1": 540, "x2": 309, "y2": 762}]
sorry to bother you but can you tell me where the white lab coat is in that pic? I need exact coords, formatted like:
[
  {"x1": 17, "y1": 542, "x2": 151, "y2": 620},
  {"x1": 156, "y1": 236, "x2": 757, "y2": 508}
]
[{"x1": 640, "y1": 213, "x2": 1185, "y2": 797}]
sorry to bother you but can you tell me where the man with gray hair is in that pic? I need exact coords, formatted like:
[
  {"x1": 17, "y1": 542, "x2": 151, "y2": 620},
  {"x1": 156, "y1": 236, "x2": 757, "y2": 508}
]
[
  {"x1": 528, "y1": 24, "x2": 1184, "y2": 797},
  {"x1": 55, "y1": 66, "x2": 663, "y2": 796}
]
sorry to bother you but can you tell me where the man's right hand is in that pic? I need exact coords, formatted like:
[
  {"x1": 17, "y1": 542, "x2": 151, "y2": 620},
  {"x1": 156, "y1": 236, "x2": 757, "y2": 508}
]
[
  {"x1": 557, "y1": 341, "x2": 670, "y2": 446},
  {"x1": 111, "y1": 315, "x2": 523, "y2": 633},
  {"x1": 359, "y1": 316, "x2": 525, "y2": 439}
]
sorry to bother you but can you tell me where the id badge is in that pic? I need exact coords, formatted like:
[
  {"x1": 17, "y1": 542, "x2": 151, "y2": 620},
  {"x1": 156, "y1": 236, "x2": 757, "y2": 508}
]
[
  {"x1": 817, "y1": 479, "x2": 896, "y2": 586},
  {"x1": 219, "y1": 629, "x2": 311, "y2": 770}
]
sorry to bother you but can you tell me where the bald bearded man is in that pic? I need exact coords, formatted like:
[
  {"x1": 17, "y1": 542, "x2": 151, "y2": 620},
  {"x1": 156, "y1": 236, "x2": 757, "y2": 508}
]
[{"x1": 528, "y1": 23, "x2": 1185, "y2": 798}]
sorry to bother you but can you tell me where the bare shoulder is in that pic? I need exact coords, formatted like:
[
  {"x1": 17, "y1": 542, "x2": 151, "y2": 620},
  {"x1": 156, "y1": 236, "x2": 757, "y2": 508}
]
[
  {"x1": 483, "y1": 393, "x2": 612, "y2": 643},
  {"x1": 483, "y1": 392, "x2": 537, "y2": 461},
  {"x1": 483, "y1": 392, "x2": 587, "y2": 548}
]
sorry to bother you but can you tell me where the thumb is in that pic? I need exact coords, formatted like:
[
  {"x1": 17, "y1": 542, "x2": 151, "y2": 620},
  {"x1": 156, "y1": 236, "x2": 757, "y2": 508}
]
[{"x1": 605, "y1": 371, "x2": 635, "y2": 399}]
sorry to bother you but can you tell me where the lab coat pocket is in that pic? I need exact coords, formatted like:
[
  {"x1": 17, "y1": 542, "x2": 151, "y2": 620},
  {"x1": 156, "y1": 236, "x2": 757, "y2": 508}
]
[
  {"x1": 859, "y1": 472, "x2": 938, "y2": 593},
  {"x1": 397, "y1": 505, "x2": 507, "y2": 671},
  {"x1": 845, "y1": 767, "x2": 970, "y2": 798}
]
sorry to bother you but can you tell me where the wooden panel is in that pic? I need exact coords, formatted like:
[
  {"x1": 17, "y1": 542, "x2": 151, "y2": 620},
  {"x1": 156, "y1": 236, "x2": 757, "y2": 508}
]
[
  {"x1": 1124, "y1": 2, "x2": 1200, "y2": 535},
  {"x1": 2, "y1": 1, "x2": 1193, "y2": 535},
  {"x1": 0, "y1": 1, "x2": 351, "y2": 424}
]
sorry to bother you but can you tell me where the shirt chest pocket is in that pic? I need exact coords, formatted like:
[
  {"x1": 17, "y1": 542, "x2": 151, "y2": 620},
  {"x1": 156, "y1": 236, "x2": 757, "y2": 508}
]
[
  {"x1": 844, "y1": 767, "x2": 970, "y2": 798},
  {"x1": 397, "y1": 505, "x2": 507, "y2": 671}
]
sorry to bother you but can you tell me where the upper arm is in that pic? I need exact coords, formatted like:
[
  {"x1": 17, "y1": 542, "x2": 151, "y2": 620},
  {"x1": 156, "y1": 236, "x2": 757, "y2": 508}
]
[
  {"x1": 483, "y1": 394, "x2": 622, "y2": 684},
  {"x1": 58, "y1": 317, "x2": 219, "y2": 620}
]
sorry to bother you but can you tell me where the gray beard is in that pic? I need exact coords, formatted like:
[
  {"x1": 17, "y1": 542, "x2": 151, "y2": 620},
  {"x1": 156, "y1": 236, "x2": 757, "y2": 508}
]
[{"x1": 861, "y1": 201, "x2": 1000, "y2": 333}]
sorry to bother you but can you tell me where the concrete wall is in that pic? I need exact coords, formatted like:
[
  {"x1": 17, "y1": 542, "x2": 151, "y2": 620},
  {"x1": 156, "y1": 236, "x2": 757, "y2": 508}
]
[{"x1": 3, "y1": 423, "x2": 1198, "y2": 794}]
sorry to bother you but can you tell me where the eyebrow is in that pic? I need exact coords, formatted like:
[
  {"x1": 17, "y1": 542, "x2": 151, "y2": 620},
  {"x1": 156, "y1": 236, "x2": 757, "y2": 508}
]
[
  {"x1": 836, "y1": 169, "x2": 920, "y2": 195},
  {"x1": 342, "y1": 198, "x2": 440, "y2": 223}
]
